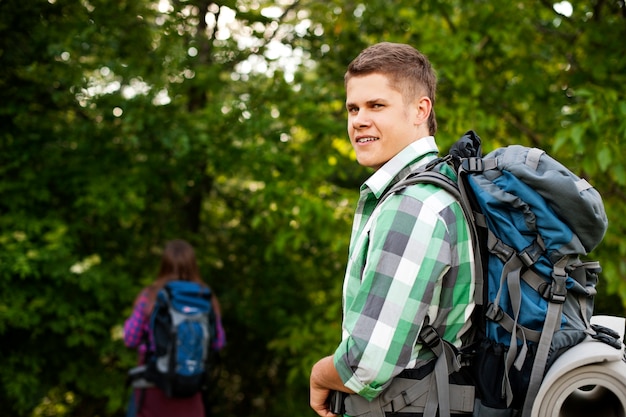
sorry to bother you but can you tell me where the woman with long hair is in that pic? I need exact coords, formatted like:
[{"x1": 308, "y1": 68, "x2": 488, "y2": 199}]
[{"x1": 124, "y1": 239, "x2": 226, "y2": 417}]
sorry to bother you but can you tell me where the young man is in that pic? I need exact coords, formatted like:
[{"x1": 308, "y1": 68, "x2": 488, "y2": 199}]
[{"x1": 310, "y1": 42, "x2": 476, "y2": 417}]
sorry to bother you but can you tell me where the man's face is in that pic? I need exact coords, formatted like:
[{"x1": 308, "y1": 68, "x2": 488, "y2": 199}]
[{"x1": 346, "y1": 73, "x2": 423, "y2": 170}]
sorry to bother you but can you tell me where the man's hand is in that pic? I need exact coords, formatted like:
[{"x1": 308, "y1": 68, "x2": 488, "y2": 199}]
[
  {"x1": 310, "y1": 356, "x2": 353, "y2": 416},
  {"x1": 309, "y1": 382, "x2": 334, "y2": 416}
]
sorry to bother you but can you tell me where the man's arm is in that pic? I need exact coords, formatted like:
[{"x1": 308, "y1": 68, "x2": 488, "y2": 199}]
[
  {"x1": 334, "y1": 191, "x2": 455, "y2": 399},
  {"x1": 310, "y1": 355, "x2": 354, "y2": 417}
]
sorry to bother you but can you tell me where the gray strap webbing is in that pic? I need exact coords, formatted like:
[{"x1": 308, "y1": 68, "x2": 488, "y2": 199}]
[
  {"x1": 455, "y1": 168, "x2": 486, "y2": 305},
  {"x1": 493, "y1": 267, "x2": 543, "y2": 341},
  {"x1": 490, "y1": 250, "x2": 553, "y2": 405},
  {"x1": 520, "y1": 299, "x2": 563, "y2": 416},
  {"x1": 525, "y1": 148, "x2": 544, "y2": 171},
  {"x1": 424, "y1": 335, "x2": 461, "y2": 417},
  {"x1": 579, "y1": 293, "x2": 590, "y2": 331},
  {"x1": 576, "y1": 178, "x2": 592, "y2": 192},
  {"x1": 484, "y1": 158, "x2": 498, "y2": 170},
  {"x1": 508, "y1": 268, "x2": 529, "y2": 372},
  {"x1": 131, "y1": 378, "x2": 155, "y2": 389},
  {"x1": 486, "y1": 267, "x2": 544, "y2": 344},
  {"x1": 465, "y1": 157, "x2": 498, "y2": 172},
  {"x1": 520, "y1": 257, "x2": 570, "y2": 417},
  {"x1": 474, "y1": 211, "x2": 487, "y2": 228},
  {"x1": 344, "y1": 377, "x2": 475, "y2": 416},
  {"x1": 500, "y1": 257, "x2": 525, "y2": 405},
  {"x1": 491, "y1": 252, "x2": 521, "y2": 312},
  {"x1": 493, "y1": 313, "x2": 541, "y2": 344},
  {"x1": 570, "y1": 262, "x2": 600, "y2": 331},
  {"x1": 425, "y1": 359, "x2": 443, "y2": 417}
]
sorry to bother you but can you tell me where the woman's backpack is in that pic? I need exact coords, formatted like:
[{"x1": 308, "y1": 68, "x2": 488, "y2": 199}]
[{"x1": 130, "y1": 280, "x2": 216, "y2": 398}]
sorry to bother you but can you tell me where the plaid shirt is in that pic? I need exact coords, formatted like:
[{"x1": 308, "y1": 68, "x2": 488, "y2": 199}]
[{"x1": 333, "y1": 137, "x2": 476, "y2": 400}]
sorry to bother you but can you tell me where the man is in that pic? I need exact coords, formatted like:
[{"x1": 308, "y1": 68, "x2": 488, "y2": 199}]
[{"x1": 310, "y1": 42, "x2": 476, "y2": 417}]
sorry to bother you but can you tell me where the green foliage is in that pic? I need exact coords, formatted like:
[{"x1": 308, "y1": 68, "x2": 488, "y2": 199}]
[{"x1": 1, "y1": 0, "x2": 625, "y2": 416}]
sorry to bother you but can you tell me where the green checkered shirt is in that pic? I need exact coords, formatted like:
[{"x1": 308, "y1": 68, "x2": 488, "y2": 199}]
[{"x1": 333, "y1": 137, "x2": 476, "y2": 400}]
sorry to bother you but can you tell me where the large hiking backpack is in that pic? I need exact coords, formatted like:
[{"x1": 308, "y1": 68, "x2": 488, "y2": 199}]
[
  {"x1": 131, "y1": 280, "x2": 216, "y2": 398},
  {"x1": 340, "y1": 131, "x2": 618, "y2": 417},
  {"x1": 404, "y1": 131, "x2": 616, "y2": 417}
]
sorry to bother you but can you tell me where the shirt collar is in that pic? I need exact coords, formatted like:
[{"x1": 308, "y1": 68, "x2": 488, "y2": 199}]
[{"x1": 363, "y1": 136, "x2": 439, "y2": 198}]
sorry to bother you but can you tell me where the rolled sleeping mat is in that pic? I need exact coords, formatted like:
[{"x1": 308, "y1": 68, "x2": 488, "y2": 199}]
[{"x1": 531, "y1": 315, "x2": 626, "y2": 417}]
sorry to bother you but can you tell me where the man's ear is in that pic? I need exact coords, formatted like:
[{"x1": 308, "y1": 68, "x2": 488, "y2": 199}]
[{"x1": 413, "y1": 96, "x2": 432, "y2": 127}]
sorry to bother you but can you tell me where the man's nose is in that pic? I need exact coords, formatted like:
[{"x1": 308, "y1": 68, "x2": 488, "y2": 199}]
[{"x1": 352, "y1": 111, "x2": 370, "y2": 128}]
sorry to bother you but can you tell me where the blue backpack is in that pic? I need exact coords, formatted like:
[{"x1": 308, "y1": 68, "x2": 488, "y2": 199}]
[
  {"x1": 449, "y1": 132, "x2": 613, "y2": 416},
  {"x1": 131, "y1": 280, "x2": 216, "y2": 398},
  {"x1": 342, "y1": 131, "x2": 619, "y2": 417}
]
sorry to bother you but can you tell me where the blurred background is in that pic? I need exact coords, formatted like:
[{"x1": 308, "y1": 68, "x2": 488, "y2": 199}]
[{"x1": 1, "y1": 0, "x2": 625, "y2": 415}]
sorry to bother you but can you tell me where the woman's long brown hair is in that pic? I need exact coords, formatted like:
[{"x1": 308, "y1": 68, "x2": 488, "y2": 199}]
[{"x1": 142, "y1": 239, "x2": 208, "y2": 312}]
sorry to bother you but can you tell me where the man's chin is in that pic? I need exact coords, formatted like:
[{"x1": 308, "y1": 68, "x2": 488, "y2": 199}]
[{"x1": 356, "y1": 156, "x2": 384, "y2": 171}]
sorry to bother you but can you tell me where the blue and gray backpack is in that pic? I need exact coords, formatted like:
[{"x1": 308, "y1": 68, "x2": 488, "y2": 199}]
[
  {"x1": 130, "y1": 280, "x2": 216, "y2": 398},
  {"x1": 414, "y1": 131, "x2": 617, "y2": 417}
]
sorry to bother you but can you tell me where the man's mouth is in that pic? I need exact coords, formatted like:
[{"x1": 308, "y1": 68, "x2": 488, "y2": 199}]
[{"x1": 356, "y1": 137, "x2": 379, "y2": 143}]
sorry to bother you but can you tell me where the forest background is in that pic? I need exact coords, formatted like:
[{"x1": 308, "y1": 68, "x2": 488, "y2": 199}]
[{"x1": 1, "y1": 0, "x2": 625, "y2": 416}]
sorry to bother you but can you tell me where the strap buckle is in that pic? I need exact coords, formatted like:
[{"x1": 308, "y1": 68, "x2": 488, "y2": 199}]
[
  {"x1": 485, "y1": 303, "x2": 504, "y2": 322},
  {"x1": 518, "y1": 239, "x2": 544, "y2": 267},
  {"x1": 548, "y1": 272, "x2": 567, "y2": 304},
  {"x1": 461, "y1": 157, "x2": 485, "y2": 173},
  {"x1": 417, "y1": 325, "x2": 441, "y2": 349}
]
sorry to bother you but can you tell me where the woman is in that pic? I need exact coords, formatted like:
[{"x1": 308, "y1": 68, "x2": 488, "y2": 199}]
[{"x1": 124, "y1": 239, "x2": 226, "y2": 417}]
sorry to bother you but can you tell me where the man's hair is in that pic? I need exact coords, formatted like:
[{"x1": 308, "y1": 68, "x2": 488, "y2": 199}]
[{"x1": 345, "y1": 42, "x2": 437, "y2": 135}]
